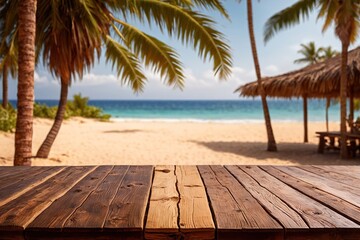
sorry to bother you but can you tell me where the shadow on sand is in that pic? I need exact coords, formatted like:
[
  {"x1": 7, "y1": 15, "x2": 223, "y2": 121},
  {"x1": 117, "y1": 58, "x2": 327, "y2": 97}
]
[
  {"x1": 191, "y1": 141, "x2": 360, "y2": 165},
  {"x1": 103, "y1": 129, "x2": 143, "y2": 134}
]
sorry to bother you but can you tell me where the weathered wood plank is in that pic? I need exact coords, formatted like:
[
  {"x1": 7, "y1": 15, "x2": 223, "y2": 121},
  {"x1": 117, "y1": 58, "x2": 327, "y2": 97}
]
[
  {"x1": 299, "y1": 166, "x2": 360, "y2": 189},
  {"x1": 145, "y1": 165, "x2": 179, "y2": 240},
  {"x1": 0, "y1": 167, "x2": 60, "y2": 189},
  {"x1": 276, "y1": 166, "x2": 360, "y2": 208},
  {"x1": 262, "y1": 166, "x2": 360, "y2": 225},
  {"x1": 103, "y1": 165, "x2": 153, "y2": 234},
  {"x1": 62, "y1": 166, "x2": 129, "y2": 230},
  {"x1": 26, "y1": 166, "x2": 114, "y2": 233},
  {"x1": 314, "y1": 166, "x2": 360, "y2": 180},
  {"x1": 198, "y1": 165, "x2": 282, "y2": 240},
  {"x1": 225, "y1": 165, "x2": 308, "y2": 229},
  {"x1": 241, "y1": 166, "x2": 359, "y2": 229},
  {"x1": 0, "y1": 166, "x2": 45, "y2": 181},
  {"x1": 0, "y1": 167, "x2": 64, "y2": 206},
  {"x1": 0, "y1": 166, "x2": 94, "y2": 233},
  {"x1": 176, "y1": 165, "x2": 215, "y2": 240}
]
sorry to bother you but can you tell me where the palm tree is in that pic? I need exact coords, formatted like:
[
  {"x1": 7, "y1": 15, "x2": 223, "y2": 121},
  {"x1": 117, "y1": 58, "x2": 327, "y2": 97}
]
[
  {"x1": 293, "y1": 41, "x2": 323, "y2": 143},
  {"x1": 294, "y1": 41, "x2": 323, "y2": 65},
  {"x1": 15, "y1": 0, "x2": 37, "y2": 165},
  {"x1": 264, "y1": 0, "x2": 360, "y2": 159},
  {"x1": 31, "y1": 0, "x2": 232, "y2": 158},
  {"x1": 320, "y1": 46, "x2": 339, "y2": 61},
  {"x1": 245, "y1": 0, "x2": 277, "y2": 151},
  {"x1": 34, "y1": 1, "x2": 109, "y2": 158},
  {"x1": 320, "y1": 46, "x2": 339, "y2": 133},
  {"x1": 0, "y1": 33, "x2": 18, "y2": 109}
]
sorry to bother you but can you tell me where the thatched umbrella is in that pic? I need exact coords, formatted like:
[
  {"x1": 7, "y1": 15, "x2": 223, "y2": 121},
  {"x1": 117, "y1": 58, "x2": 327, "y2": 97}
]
[{"x1": 236, "y1": 46, "x2": 360, "y2": 142}]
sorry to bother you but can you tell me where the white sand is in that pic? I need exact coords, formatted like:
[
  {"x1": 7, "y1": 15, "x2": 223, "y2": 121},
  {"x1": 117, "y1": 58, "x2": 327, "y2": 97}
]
[{"x1": 1, "y1": 118, "x2": 358, "y2": 166}]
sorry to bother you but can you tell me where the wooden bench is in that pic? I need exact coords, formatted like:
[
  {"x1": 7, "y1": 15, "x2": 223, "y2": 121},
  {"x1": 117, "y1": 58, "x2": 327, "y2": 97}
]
[
  {"x1": 1, "y1": 165, "x2": 360, "y2": 239},
  {"x1": 316, "y1": 131, "x2": 360, "y2": 157},
  {"x1": 316, "y1": 131, "x2": 341, "y2": 153}
]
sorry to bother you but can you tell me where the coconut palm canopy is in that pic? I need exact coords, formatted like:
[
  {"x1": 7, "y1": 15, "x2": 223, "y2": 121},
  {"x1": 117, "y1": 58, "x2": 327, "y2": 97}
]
[{"x1": 236, "y1": 46, "x2": 360, "y2": 99}]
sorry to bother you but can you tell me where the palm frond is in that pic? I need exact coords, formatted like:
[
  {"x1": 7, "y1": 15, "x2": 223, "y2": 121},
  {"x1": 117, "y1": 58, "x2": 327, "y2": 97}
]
[
  {"x1": 293, "y1": 58, "x2": 309, "y2": 64},
  {"x1": 0, "y1": 0, "x2": 18, "y2": 46},
  {"x1": 0, "y1": 27, "x2": 18, "y2": 78},
  {"x1": 105, "y1": 36, "x2": 146, "y2": 92},
  {"x1": 172, "y1": 0, "x2": 229, "y2": 19},
  {"x1": 112, "y1": 0, "x2": 232, "y2": 80},
  {"x1": 113, "y1": 19, "x2": 185, "y2": 88},
  {"x1": 264, "y1": 0, "x2": 317, "y2": 42},
  {"x1": 318, "y1": 0, "x2": 338, "y2": 32},
  {"x1": 333, "y1": 0, "x2": 360, "y2": 44},
  {"x1": 36, "y1": 0, "x2": 109, "y2": 83}
]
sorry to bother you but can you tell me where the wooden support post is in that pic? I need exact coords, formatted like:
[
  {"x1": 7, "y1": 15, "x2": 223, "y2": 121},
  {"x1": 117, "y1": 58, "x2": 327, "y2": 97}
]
[
  {"x1": 350, "y1": 91, "x2": 354, "y2": 132},
  {"x1": 303, "y1": 95, "x2": 308, "y2": 143},
  {"x1": 326, "y1": 98, "x2": 330, "y2": 132}
]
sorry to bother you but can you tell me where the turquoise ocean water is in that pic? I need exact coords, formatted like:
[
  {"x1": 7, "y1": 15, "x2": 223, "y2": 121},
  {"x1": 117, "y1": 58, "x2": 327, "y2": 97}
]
[{"x1": 22, "y1": 99, "x2": 358, "y2": 123}]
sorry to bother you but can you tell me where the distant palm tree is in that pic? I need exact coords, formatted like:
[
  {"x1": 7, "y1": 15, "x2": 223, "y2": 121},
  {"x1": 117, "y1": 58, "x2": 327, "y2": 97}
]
[
  {"x1": 294, "y1": 42, "x2": 323, "y2": 65},
  {"x1": 6, "y1": 0, "x2": 231, "y2": 158},
  {"x1": 14, "y1": 0, "x2": 37, "y2": 165},
  {"x1": 320, "y1": 46, "x2": 339, "y2": 132},
  {"x1": 245, "y1": 0, "x2": 277, "y2": 151},
  {"x1": 320, "y1": 46, "x2": 339, "y2": 61},
  {"x1": 293, "y1": 42, "x2": 338, "y2": 140},
  {"x1": 293, "y1": 41, "x2": 323, "y2": 143},
  {"x1": 264, "y1": 0, "x2": 360, "y2": 159},
  {"x1": 0, "y1": 36, "x2": 17, "y2": 109}
]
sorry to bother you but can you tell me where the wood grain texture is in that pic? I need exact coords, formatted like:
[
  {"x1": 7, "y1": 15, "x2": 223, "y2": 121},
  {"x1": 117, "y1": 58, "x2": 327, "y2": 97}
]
[
  {"x1": 312, "y1": 165, "x2": 360, "y2": 180},
  {"x1": 262, "y1": 166, "x2": 360, "y2": 225},
  {"x1": 276, "y1": 166, "x2": 360, "y2": 207},
  {"x1": 0, "y1": 167, "x2": 64, "y2": 206},
  {"x1": 63, "y1": 166, "x2": 129, "y2": 230},
  {"x1": 198, "y1": 165, "x2": 282, "y2": 240},
  {"x1": 176, "y1": 165, "x2": 215, "y2": 240},
  {"x1": 27, "y1": 166, "x2": 114, "y2": 231},
  {"x1": 104, "y1": 165, "x2": 153, "y2": 232},
  {"x1": 145, "y1": 165, "x2": 179, "y2": 240},
  {"x1": 0, "y1": 166, "x2": 94, "y2": 231},
  {"x1": 241, "y1": 166, "x2": 359, "y2": 229},
  {"x1": 0, "y1": 166, "x2": 46, "y2": 182},
  {"x1": 225, "y1": 165, "x2": 307, "y2": 229},
  {"x1": 1, "y1": 165, "x2": 360, "y2": 240},
  {"x1": 299, "y1": 165, "x2": 360, "y2": 189}
]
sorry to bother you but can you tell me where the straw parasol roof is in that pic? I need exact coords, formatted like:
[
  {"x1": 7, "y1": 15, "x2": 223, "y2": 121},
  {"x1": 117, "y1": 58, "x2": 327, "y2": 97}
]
[
  {"x1": 236, "y1": 46, "x2": 360, "y2": 99},
  {"x1": 236, "y1": 46, "x2": 360, "y2": 143}
]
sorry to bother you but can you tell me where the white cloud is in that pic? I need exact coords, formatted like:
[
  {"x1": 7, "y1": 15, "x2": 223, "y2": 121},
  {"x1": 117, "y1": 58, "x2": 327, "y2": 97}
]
[
  {"x1": 34, "y1": 72, "x2": 49, "y2": 83},
  {"x1": 231, "y1": 67, "x2": 245, "y2": 75},
  {"x1": 229, "y1": 66, "x2": 251, "y2": 84},
  {"x1": 264, "y1": 65, "x2": 279, "y2": 75},
  {"x1": 289, "y1": 38, "x2": 315, "y2": 51},
  {"x1": 73, "y1": 73, "x2": 117, "y2": 86}
]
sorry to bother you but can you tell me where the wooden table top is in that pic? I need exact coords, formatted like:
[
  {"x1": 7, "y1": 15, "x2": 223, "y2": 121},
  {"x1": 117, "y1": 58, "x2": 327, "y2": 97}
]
[{"x1": 0, "y1": 165, "x2": 360, "y2": 239}]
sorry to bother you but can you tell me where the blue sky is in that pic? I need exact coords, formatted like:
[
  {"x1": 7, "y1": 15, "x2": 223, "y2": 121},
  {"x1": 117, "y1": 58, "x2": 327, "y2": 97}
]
[{"x1": 4, "y1": 0, "x2": 355, "y2": 100}]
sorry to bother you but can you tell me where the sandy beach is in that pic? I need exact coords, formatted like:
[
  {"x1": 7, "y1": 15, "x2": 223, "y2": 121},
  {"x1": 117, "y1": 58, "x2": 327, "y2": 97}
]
[{"x1": 1, "y1": 118, "x2": 359, "y2": 166}]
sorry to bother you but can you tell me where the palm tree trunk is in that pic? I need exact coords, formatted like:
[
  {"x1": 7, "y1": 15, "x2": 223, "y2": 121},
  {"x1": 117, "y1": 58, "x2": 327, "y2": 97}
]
[
  {"x1": 303, "y1": 95, "x2": 308, "y2": 143},
  {"x1": 36, "y1": 80, "x2": 68, "y2": 158},
  {"x1": 247, "y1": 0, "x2": 277, "y2": 151},
  {"x1": 2, "y1": 64, "x2": 8, "y2": 108},
  {"x1": 14, "y1": 0, "x2": 37, "y2": 166},
  {"x1": 340, "y1": 42, "x2": 349, "y2": 159}
]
